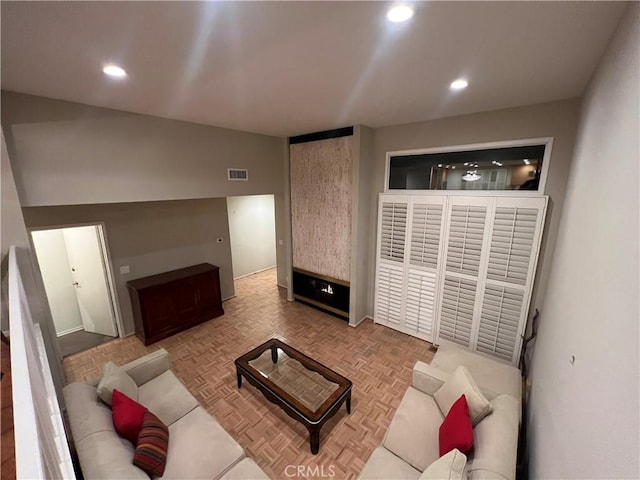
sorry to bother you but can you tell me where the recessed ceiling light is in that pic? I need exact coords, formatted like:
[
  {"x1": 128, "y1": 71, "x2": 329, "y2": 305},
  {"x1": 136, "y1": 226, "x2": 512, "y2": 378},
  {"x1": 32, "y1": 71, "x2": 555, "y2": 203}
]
[
  {"x1": 103, "y1": 64, "x2": 127, "y2": 78},
  {"x1": 450, "y1": 78, "x2": 468, "y2": 91},
  {"x1": 387, "y1": 4, "x2": 414, "y2": 23}
]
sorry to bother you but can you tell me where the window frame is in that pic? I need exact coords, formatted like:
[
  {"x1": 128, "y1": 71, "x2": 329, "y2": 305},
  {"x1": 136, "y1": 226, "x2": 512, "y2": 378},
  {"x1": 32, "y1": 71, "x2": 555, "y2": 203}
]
[{"x1": 384, "y1": 137, "x2": 554, "y2": 196}]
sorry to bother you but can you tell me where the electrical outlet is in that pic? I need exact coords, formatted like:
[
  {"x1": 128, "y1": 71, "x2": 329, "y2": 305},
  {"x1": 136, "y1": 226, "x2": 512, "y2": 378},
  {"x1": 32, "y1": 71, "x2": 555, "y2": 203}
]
[{"x1": 120, "y1": 265, "x2": 130, "y2": 275}]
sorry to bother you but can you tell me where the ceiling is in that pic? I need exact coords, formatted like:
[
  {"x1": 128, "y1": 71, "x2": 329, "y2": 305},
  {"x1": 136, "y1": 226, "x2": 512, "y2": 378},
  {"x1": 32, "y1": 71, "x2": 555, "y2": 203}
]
[{"x1": 1, "y1": 1, "x2": 627, "y2": 137}]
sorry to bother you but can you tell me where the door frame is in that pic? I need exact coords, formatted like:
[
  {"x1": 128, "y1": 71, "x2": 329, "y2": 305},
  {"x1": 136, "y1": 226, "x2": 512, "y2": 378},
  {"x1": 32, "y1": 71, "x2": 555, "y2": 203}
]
[{"x1": 28, "y1": 222, "x2": 124, "y2": 339}]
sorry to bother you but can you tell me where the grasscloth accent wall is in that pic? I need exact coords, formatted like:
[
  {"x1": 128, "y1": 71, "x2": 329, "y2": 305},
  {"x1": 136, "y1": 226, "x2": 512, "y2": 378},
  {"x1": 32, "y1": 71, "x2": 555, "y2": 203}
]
[{"x1": 290, "y1": 137, "x2": 353, "y2": 282}]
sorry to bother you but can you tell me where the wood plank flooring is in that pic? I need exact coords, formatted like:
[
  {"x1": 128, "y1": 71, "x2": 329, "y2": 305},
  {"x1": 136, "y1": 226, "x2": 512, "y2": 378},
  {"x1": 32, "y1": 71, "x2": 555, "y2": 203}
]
[{"x1": 63, "y1": 268, "x2": 436, "y2": 480}]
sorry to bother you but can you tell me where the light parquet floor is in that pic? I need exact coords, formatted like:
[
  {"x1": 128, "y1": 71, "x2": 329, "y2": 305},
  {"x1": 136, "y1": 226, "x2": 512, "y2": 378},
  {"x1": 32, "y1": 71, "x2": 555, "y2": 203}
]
[{"x1": 63, "y1": 268, "x2": 436, "y2": 480}]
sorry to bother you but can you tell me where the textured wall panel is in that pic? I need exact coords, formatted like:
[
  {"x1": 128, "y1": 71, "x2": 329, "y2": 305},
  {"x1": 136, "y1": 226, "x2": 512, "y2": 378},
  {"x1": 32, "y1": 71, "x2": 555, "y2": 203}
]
[{"x1": 290, "y1": 136, "x2": 353, "y2": 282}]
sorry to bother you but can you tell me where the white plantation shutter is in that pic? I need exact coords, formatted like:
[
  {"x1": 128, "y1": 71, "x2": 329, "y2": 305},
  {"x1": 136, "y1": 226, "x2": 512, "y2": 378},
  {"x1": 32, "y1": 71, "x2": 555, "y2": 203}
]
[
  {"x1": 375, "y1": 194, "x2": 546, "y2": 365},
  {"x1": 405, "y1": 270, "x2": 437, "y2": 337},
  {"x1": 409, "y1": 203, "x2": 443, "y2": 269},
  {"x1": 445, "y1": 205, "x2": 486, "y2": 275},
  {"x1": 477, "y1": 285, "x2": 524, "y2": 361},
  {"x1": 380, "y1": 201, "x2": 408, "y2": 263},
  {"x1": 439, "y1": 275, "x2": 476, "y2": 347},
  {"x1": 374, "y1": 195, "x2": 445, "y2": 342},
  {"x1": 487, "y1": 206, "x2": 538, "y2": 285},
  {"x1": 375, "y1": 263, "x2": 404, "y2": 326}
]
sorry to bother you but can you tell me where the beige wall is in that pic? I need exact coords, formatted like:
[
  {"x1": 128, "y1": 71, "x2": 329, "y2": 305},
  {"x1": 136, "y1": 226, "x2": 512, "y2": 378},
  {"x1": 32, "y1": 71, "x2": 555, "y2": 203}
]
[
  {"x1": 368, "y1": 99, "x2": 582, "y2": 319},
  {"x1": 1, "y1": 91, "x2": 289, "y2": 290},
  {"x1": 22, "y1": 199, "x2": 234, "y2": 337},
  {"x1": 1, "y1": 129, "x2": 65, "y2": 396},
  {"x1": 528, "y1": 6, "x2": 639, "y2": 478},
  {"x1": 227, "y1": 195, "x2": 277, "y2": 279}
]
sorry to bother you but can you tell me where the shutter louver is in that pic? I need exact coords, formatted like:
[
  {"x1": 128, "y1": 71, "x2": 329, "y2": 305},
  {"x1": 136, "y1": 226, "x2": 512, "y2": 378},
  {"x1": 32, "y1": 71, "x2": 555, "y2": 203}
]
[
  {"x1": 438, "y1": 275, "x2": 476, "y2": 347},
  {"x1": 375, "y1": 263, "x2": 404, "y2": 326},
  {"x1": 477, "y1": 285, "x2": 525, "y2": 361},
  {"x1": 446, "y1": 205, "x2": 486, "y2": 275},
  {"x1": 410, "y1": 204, "x2": 443, "y2": 269},
  {"x1": 487, "y1": 207, "x2": 538, "y2": 285},
  {"x1": 404, "y1": 270, "x2": 437, "y2": 337},
  {"x1": 380, "y1": 202, "x2": 408, "y2": 263}
]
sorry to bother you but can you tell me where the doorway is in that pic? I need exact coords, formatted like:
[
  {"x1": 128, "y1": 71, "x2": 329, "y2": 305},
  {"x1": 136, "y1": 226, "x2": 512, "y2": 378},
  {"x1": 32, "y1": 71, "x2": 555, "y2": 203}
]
[
  {"x1": 31, "y1": 224, "x2": 120, "y2": 357},
  {"x1": 226, "y1": 194, "x2": 277, "y2": 283}
]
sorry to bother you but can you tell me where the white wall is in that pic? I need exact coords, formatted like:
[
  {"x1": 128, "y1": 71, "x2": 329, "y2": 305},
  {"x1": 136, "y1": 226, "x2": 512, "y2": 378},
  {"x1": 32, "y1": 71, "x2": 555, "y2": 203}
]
[
  {"x1": 31, "y1": 230, "x2": 83, "y2": 336},
  {"x1": 527, "y1": 5, "x2": 639, "y2": 478},
  {"x1": 227, "y1": 195, "x2": 277, "y2": 279}
]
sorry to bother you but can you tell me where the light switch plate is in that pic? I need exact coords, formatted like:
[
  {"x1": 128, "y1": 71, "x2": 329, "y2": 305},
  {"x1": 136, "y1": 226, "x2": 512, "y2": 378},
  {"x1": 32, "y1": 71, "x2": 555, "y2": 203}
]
[{"x1": 120, "y1": 265, "x2": 131, "y2": 275}]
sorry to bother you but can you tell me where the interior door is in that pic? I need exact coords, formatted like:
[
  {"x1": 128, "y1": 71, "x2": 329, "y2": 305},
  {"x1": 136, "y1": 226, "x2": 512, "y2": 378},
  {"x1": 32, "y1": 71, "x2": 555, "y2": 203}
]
[{"x1": 63, "y1": 226, "x2": 117, "y2": 337}]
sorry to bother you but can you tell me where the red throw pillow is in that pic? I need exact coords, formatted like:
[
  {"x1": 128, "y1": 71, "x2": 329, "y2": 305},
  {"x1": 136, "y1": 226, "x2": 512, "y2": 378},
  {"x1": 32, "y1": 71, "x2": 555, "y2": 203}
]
[
  {"x1": 134, "y1": 411, "x2": 169, "y2": 477},
  {"x1": 111, "y1": 389, "x2": 148, "y2": 444},
  {"x1": 439, "y1": 394, "x2": 474, "y2": 457}
]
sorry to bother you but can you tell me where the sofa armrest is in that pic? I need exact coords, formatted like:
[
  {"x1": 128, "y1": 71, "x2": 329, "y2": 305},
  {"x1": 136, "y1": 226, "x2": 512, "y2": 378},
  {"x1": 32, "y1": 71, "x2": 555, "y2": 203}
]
[
  {"x1": 411, "y1": 361, "x2": 449, "y2": 396},
  {"x1": 121, "y1": 348, "x2": 171, "y2": 386}
]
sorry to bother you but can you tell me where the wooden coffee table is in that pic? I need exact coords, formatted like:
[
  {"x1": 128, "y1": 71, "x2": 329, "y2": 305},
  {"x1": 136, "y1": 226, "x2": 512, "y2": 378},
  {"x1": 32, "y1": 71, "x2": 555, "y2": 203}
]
[{"x1": 235, "y1": 338, "x2": 352, "y2": 454}]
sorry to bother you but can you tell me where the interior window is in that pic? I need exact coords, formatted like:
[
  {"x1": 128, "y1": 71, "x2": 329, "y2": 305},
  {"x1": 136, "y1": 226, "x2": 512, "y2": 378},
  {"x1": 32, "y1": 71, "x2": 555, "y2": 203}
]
[{"x1": 388, "y1": 144, "x2": 546, "y2": 191}]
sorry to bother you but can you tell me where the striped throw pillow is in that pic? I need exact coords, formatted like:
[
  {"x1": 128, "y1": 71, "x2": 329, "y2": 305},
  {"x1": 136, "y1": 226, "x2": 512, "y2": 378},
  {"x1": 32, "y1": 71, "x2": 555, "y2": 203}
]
[{"x1": 133, "y1": 411, "x2": 169, "y2": 477}]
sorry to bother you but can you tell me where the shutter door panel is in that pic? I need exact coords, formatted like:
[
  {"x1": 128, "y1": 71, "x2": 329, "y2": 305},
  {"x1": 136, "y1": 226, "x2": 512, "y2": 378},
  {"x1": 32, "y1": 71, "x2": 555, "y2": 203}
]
[
  {"x1": 409, "y1": 203, "x2": 443, "y2": 269},
  {"x1": 380, "y1": 202, "x2": 408, "y2": 263},
  {"x1": 446, "y1": 205, "x2": 487, "y2": 275},
  {"x1": 438, "y1": 275, "x2": 476, "y2": 347},
  {"x1": 487, "y1": 206, "x2": 540, "y2": 285},
  {"x1": 405, "y1": 270, "x2": 437, "y2": 337},
  {"x1": 375, "y1": 263, "x2": 404, "y2": 326},
  {"x1": 476, "y1": 285, "x2": 525, "y2": 361}
]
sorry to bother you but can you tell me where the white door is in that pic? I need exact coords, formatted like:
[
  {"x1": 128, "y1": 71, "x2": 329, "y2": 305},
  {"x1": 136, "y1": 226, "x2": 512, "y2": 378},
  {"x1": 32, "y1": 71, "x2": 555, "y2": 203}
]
[{"x1": 63, "y1": 226, "x2": 118, "y2": 337}]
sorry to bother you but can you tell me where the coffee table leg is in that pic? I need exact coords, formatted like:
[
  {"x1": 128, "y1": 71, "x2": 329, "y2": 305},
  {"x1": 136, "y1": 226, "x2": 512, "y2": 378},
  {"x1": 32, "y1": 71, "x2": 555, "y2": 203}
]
[
  {"x1": 236, "y1": 370, "x2": 242, "y2": 388},
  {"x1": 270, "y1": 345, "x2": 278, "y2": 364},
  {"x1": 346, "y1": 392, "x2": 351, "y2": 414},
  {"x1": 309, "y1": 428, "x2": 320, "y2": 455}
]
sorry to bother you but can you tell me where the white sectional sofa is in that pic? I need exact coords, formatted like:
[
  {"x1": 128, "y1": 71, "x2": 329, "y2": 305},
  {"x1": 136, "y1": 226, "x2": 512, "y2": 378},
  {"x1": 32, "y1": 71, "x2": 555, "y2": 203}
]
[
  {"x1": 360, "y1": 344, "x2": 522, "y2": 480},
  {"x1": 63, "y1": 349, "x2": 268, "y2": 480}
]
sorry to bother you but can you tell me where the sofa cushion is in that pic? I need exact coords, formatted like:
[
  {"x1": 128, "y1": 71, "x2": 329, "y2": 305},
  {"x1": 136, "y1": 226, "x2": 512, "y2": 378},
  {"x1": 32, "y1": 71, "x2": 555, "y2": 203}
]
[
  {"x1": 161, "y1": 407, "x2": 244, "y2": 480},
  {"x1": 434, "y1": 366, "x2": 492, "y2": 426},
  {"x1": 358, "y1": 446, "x2": 422, "y2": 480},
  {"x1": 383, "y1": 386, "x2": 442, "y2": 472},
  {"x1": 220, "y1": 458, "x2": 270, "y2": 480},
  {"x1": 75, "y1": 430, "x2": 148, "y2": 480},
  {"x1": 112, "y1": 389, "x2": 148, "y2": 444},
  {"x1": 134, "y1": 411, "x2": 170, "y2": 477},
  {"x1": 431, "y1": 344, "x2": 522, "y2": 402},
  {"x1": 137, "y1": 370, "x2": 199, "y2": 426},
  {"x1": 97, "y1": 361, "x2": 138, "y2": 406},
  {"x1": 63, "y1": 382, "x2": 116, "y2": 442},
  {"x1": 420, "y1": 449, "x2": 467, "y2": 480},
  {"x1": 439, "y1": 395, "x2": 473, "y2": 456},
  {"x1": 467, "y1": 395, "x2": 520, "y2": 480}
]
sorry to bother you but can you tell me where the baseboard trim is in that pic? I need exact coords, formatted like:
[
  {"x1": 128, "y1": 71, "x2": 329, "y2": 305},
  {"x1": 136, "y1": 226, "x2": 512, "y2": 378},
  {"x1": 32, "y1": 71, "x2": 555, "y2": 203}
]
[
  {"x1": 233, "y1": 266, "x2": 277, "y2": 281},
  {"x1": 350, "y1": 316, "x2": 371, "y2": 328},
  {"x1": 222, "y1": 295, "x2": 236, "y2": 302},
  {"x1": 276, "y1": 283, "x2": 288, "y2": 289},
  {"x1": 56, "y1": 325, "x2": 84, "y2": 337}
]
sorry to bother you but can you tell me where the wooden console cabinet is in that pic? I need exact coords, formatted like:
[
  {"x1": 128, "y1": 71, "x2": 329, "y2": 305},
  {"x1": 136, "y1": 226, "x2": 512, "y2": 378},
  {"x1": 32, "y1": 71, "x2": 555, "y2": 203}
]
[{"x1": 127, "y1": 263, "x2": 224, "y2": 345}]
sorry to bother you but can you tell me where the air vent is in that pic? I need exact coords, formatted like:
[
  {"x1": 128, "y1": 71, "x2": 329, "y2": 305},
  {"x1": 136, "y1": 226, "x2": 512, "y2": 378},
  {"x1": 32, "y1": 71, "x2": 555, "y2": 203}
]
[{"x1": 227, "y1": 168, "x2": 248, "y2": 181}]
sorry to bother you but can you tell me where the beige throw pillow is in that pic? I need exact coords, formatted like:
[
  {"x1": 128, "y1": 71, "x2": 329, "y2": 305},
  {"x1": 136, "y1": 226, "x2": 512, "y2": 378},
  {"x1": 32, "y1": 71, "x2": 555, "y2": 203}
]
[
  {"x1": 419, "y1": 448, "x2": 467, "y2": 480},
  {"x1": 434, "y1": 365, "x2": 492, "y2": 426},
  {"x1": 96, "y1": 361, "x2": 138, "y2": 406}
]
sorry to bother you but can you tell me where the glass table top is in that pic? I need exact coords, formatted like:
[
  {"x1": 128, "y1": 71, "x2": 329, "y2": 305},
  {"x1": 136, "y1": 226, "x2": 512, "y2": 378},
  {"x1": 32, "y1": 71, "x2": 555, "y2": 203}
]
[{"x1": 248, "y1": 348, "x2": 340, "y2": 412}]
